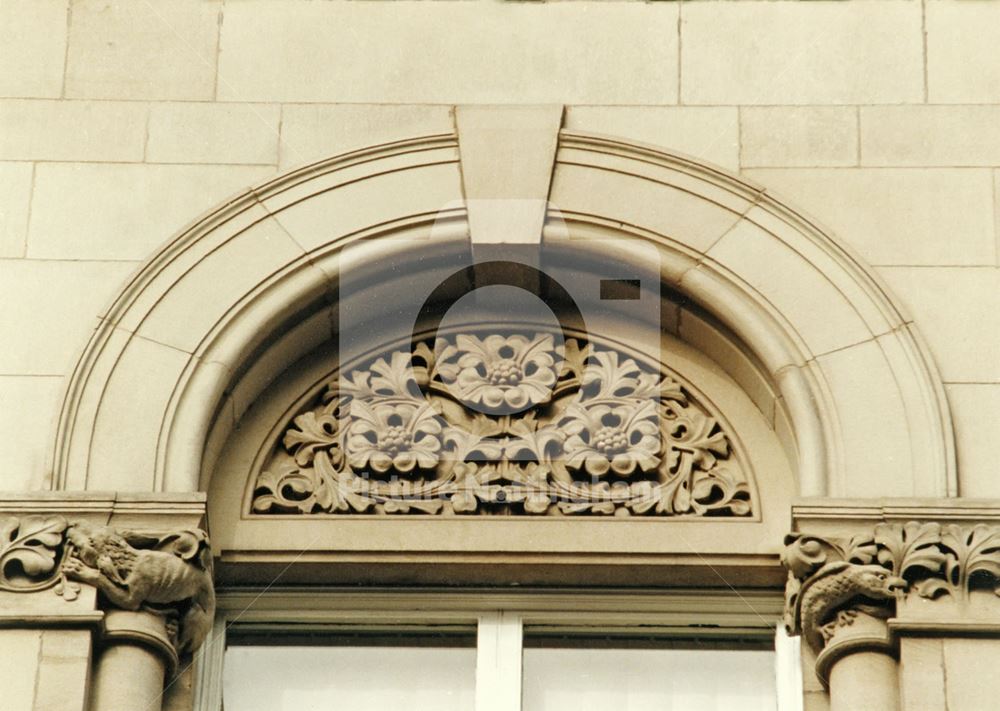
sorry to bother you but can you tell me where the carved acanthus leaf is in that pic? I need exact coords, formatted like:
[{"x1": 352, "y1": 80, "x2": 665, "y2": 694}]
[
  {"x1": 0, "y1": 515, "x2": 67, "y2": 591},
  {"x1": 251, "y1": 334, "x2": 754, "y2": 517},
  {"x1": 784, "y1": 522, "x2": 1000, "y2": 656}
]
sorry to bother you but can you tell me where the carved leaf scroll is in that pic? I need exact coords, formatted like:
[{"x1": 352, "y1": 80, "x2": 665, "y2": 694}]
[
  {"x1": 0, "y1": 515, "x2": 67, "y2": 591},
  {"x1": 251, "y1": 334, "x2": 754, "y2": 517}
]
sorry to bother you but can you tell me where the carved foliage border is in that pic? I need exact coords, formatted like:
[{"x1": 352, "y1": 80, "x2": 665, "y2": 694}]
[{"x1": 250, "y1": 334, "x2": 754, "y2": 517}]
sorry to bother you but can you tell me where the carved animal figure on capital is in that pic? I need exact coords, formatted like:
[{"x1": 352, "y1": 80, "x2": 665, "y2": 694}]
[
  {"x1": 61, "y1": 521, "x2": 215, "y2": 655},
  {"x1": 796, "y1": 561, "x2": 906, "y2": 654}
]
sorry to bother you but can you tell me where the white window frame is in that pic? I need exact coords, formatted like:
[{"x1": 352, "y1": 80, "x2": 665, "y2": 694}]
[{"x1": 192, "y1": 589, "x2": 800, "y2": 711}]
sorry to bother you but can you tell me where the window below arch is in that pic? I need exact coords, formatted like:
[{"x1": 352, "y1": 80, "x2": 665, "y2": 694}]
[{"x1": 197, "y1": 590, "x2": 798, "y2": 711}]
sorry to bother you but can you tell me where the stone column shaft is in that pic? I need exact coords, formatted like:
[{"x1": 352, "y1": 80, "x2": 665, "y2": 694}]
[
  {"x1": 90, "y1": 611, "x2": 177, "y2": 711},
  {"x1": 828, "y1": 651, "x2": 899, "y2": 711}
]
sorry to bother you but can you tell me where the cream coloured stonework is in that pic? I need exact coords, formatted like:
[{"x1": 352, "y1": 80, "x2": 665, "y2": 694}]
[
  {"x1": 861, "y1": 105, "x2": 1000, "y2": 167},
  {"x1": 0, "y1": 100, "x2": 147, "y2": 162},
  {"x1": 1, "y1": 2, "x2": 999, "y2": 710},
  {"x1": 742, "y1": 168, "x2": 996, "y2": 267},
  {"x1": 0, "y1": 162, "x2": 33, "y2": 257},
  {"x1": 217, "y1": 2, "x2": 679, "y2": 104},
  {"x1": 65, "y1": 0, "x2": 221, "y2": 101},
  {"x1": 740, "y1": 107, "x2": 858, "y2": 168},
  {"x1": 0, "y1": 0, "x2": 67, "y2": 99},
  {"x1": 146, "y1": 103, "x2": 281, "y2": 166},
  {"x1": 27, "y1": 163, "x2": 276, "y2": 260},
  {"x1": 926, "y1": 1, "x2": 1000, "y2": 104},
  {"x1": 680, "y1": 1, "x2": 924, "y2": 105}
]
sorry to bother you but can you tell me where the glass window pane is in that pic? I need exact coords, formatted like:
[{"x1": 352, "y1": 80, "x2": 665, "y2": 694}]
[
  {"x1": 522, "y1": 644, "x2": 777, "y2": 711},
  {"x1": 223, "y1": 643, "x2": 476, "y2": 711}
]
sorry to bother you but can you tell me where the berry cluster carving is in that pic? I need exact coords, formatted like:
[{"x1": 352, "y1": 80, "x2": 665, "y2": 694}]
[{"x1": 251, "y1": 334, "x2": 753, "y2": 517}]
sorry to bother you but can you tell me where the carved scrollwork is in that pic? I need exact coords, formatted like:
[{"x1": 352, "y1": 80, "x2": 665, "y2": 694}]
[
  {"x1": 0, "y1": 515, "x2": 68, "y2": 592},
  {"x1": 783, "y1": 521, "x2": 1000, "y2": 658},
  {"x1": 251, "y1": 334, "x2": 753, "y2": 517}
]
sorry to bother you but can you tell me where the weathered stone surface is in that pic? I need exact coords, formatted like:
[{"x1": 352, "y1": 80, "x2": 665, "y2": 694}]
[
  {"x1": 147, "y1": 103, "x2": 281, "y2": 165},
  {"x1": 0, "y1": 376, "x2": 64, "y2": 490},
  {"x1": 741, "y1": 107, "x2": 857, "y2": 168},
  {"x1": 947, "y1": 385, "x2": 1000, "y2": 498},
  {"x1": 943, "y1": 639, "x2": 1000, "y2": 711},
  {"x1": 0, "y1": 163, "x2": 32, "y2": 257},
  {"x1": 65, "y1": 0, "x2": 221, "y2": 100},
  {"x1": 218, "y1": 1, "x2": 678, "y2": 104},
  {"x1": 681, "y1": 1, "x2": 923, "y2": 105},
  {"x1": 0, "y1": 260, "x2": 136, "y2": 375},
  {"x1": 566, "y1": 106, "x2": 739, "y2": 171},
  {"x1": 278, "y1": 104, "x2": 454, "y2": 170},
  {"x1": 0, "y1": 0, "x2": 67, "y2": 99},
  {"x1": 745, "y1": 168, "x2": 995, "y2": 267},
  {"x1": 28, "y1": 163, "x2": 275, "y2": 260},
  {"x1": 0, "y1": 100, "x2": 146, "y2": 162},
  {"x1": 899, "y1": 639, "x2": 947, "y2": 711},
  {"x1": 927, "y1": 0, "x2": 1000, "y2": 103},
  {"x1": 0, "y1": 630, "x2": 41, "y2": 711},
  {"x1": 861, "y1": 106, "x2": 1000, "y2": 167},
  {"x1": 878, "y1": 267, "x2": 1000, "y2": 383}
]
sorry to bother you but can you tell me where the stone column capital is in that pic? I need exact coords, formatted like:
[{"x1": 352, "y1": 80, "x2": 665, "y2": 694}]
[
  {"x1": 783, "y1": 517, "x2": 1000, "y2": 685},
  {"x1": 0, "y1": 509, "x2": 215, "y2": 658}
]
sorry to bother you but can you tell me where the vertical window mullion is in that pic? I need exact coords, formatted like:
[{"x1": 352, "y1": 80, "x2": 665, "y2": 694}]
[
  {"x1": 775, "y1": 625, "x2": 804, "y2": 711},
  {"x1": 193, "y1": 614, "x2": 227, "y2": 711},
  {"x1": 475, "y1": 612, "x2": 523, "y2": 711}
]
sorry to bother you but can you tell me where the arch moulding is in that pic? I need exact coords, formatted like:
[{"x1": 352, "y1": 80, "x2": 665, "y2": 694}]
[{"x1": 51, "y1": 105, "x2": 954, "y2": 506}]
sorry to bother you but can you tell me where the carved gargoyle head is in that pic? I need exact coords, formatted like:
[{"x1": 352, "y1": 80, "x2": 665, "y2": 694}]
[
  {"x1": 852, "y1": 565, "x2": 908, "y2": 601},
  {"x1": 65, "y1": 522, "x2": 131, "y2": 574}
]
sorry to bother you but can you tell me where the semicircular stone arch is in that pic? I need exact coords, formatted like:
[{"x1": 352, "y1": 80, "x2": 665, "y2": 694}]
[{"x1": 51, "y1": 105, "x2": 954, "y2": 506}]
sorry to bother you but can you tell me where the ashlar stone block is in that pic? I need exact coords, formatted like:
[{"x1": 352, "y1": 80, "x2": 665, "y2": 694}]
[
  {"x1": 947, "y1": 384, "x2": 1000, "y2": 498},
  {"x1": 0, "y1": 630, "x2": 41, "y2": 711},
  {"x1": 744, "y1": 168, "x2": 995, "y2": 267},
  {"x1": 66, "y1": 0, "x2": 221, "y2": 100},
  {"x1": 681, "y1": 1, "x2": 923, "y2": 105},
  {"x1": 147, "y1": 103, "x2": 281, "y2": 166},
  {"x1": 0, "y1": 0, "x2": 67, "y2": 98},
  {"x1": 861, "y1": 106, "x2": 1000, "y2": 167},
  {"x1": 878, "y1": 267, "x2": 1000, "y2": 384},
  {"x1": 0, "y1": 162, "x2": 33, "y2": 257},
  {"x1": 0, "y1": 376, "x2": 64, "y2": 491},
  {"x1": 0, "y1": 260, "x2": 137, "y2": 375},
  {"x1": 278, "y1": 104, "x2": 454, "y2": 171},
  {"x1": 741, "y1": 107, "x2": 857, "y2": 168},
  {"x1": 565, "y1": 106, "x2": 740, "y2": 172},
  {"x1": 0, "y1": 100, "x2": 146, "y2": 162},
  {"x1": 927, "y1": 0, "x2": 1000, "y2": 103},
  {"x1": 28, "y1": 163, "x2": 275, "y2": 261},
  {"x1": 218, "y1": 1, "x2": 678, "y2": 104}
]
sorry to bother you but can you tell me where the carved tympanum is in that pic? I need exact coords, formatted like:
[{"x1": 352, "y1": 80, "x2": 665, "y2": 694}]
[
  {"x1": 251, "y1": 334, "x2": 753, "y2": 517},
  {"x1": 0, "y1": 516, "x2": 215, "y2": 655},
  {"x1": 783, "y1": 522, "x2": 1000, "y2": 657}
]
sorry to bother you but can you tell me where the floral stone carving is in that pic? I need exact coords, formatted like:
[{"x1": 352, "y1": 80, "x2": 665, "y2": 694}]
[
  {"x1": 251, "y1": 334, "x2": 753, "y2": 517},
  {"x1": 783, "y1": 521, "x2": 1000, "y2": 658},
  {"x1": 0, "y1": 515, "x2": 215, "y2": 655}
]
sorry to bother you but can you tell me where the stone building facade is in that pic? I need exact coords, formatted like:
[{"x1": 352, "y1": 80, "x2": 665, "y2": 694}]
[{"x1": 1, "y1": 1, "x2": 999, "y2": 709}]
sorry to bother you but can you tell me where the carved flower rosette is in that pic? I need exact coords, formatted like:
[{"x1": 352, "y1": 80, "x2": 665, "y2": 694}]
[{"x1": 251, "y1": 334, "x2": 753, "y2": 517}]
